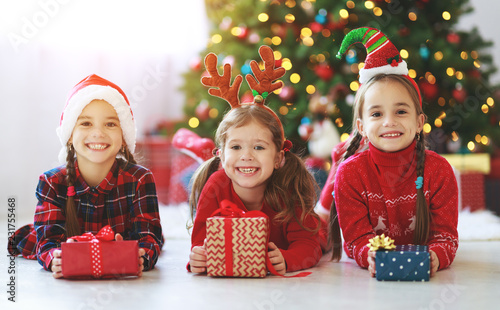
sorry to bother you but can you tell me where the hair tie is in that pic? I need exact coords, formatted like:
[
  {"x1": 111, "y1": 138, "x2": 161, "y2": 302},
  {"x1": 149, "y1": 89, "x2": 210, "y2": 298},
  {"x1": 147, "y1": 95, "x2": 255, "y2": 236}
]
[
  {"x1": 415, "y1": 176, "x2": 423, "y2": 190},
  {"x1": 282, "y1": 140, "x2": 292, "y2": 152},
  {"x1": 67, "y1": 186, "x2": 76, "y2": 197}
]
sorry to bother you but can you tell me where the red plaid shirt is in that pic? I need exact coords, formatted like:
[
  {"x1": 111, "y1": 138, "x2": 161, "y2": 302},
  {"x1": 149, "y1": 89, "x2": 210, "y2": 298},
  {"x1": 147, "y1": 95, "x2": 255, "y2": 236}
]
[{"x1": 9, "y1": 160, "x2": 163, "y2": 271}]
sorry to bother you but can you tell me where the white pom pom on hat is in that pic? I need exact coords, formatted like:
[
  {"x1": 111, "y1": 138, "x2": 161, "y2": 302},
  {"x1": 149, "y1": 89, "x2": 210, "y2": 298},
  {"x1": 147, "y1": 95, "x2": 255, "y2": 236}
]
[{"x1": 56, "y1": 74, "x2": 136, "y2": 163}]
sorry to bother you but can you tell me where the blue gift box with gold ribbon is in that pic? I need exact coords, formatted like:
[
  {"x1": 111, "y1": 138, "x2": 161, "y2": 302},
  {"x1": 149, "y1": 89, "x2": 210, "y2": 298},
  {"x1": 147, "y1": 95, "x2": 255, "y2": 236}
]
[{"x1": 375, "y1": 245, "x2": 430, "y2": 282}]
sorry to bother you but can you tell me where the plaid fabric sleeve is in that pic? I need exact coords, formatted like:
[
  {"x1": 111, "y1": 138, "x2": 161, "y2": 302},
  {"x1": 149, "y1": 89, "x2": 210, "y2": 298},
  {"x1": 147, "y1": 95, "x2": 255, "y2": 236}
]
[
  {"x1": 34, "y1": 172, "x2": 67, "y2": 271},
  {"x1": 128, "y1": 169, "x2": 163, "y2": 271}
]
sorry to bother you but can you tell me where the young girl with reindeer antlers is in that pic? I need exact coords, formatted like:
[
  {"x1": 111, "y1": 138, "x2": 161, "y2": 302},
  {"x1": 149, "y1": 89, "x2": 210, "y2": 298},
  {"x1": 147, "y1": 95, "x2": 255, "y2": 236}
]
[
  {"x1": 188, "y1": 46, "x2": 322, "y2": 275},
  {"x1": 330, "y1": 28, "x2": 459, "y2": 277}
]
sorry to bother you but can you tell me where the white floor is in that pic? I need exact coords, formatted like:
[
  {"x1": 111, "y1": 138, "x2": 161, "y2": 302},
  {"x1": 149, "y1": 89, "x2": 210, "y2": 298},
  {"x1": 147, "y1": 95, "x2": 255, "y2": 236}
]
[{"x1": 1, "y1": 206, "x2": 499, "y2": 309}]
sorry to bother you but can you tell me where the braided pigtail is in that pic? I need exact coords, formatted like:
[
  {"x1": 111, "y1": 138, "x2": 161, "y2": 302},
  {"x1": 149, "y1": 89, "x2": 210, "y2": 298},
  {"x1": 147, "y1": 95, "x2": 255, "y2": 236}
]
[
  {"x1": 117, "y1": 146, "x2": 138, "y2": 169},
  {"x1": 64, "y1": 144, "x2": 81, "y2": 238},
  {"x1": 329, "y1": 131, "x2": 364, "y2": 261},
  {"x1": 413, "y1": 132, "x2": 430, "y2": 245}
]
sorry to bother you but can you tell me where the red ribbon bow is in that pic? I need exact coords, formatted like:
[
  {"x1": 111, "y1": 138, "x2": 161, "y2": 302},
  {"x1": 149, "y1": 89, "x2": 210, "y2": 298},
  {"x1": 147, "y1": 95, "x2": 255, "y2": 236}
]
[{"x1": 69, "y1": 225, "x2": 115, "y2": 242}]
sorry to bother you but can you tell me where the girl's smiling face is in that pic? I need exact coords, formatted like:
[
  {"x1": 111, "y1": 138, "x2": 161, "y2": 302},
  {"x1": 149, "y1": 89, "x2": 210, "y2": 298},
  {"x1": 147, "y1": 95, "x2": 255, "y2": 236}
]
[
  {"x1": 221, "y1": 120, "x2": 283, "y2": 198},
  {"x1": 70, "y1": 99, "x2": 124, "y2": 169},
  {"x1": 356, "y1": 79, "x2": 425, "y2": 153}
]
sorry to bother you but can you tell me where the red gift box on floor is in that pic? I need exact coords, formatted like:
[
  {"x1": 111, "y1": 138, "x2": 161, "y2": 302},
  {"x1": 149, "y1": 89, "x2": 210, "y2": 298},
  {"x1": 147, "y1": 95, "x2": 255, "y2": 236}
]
[
  {"x1": 61, "y1": 226, "x2": 139, "y2": 279},
  {"x1": 459, "y1": 172, "x2": 485, "y2": 212},
  {"x1": 206, "y1": 201, "x2": 268, "y2": 278}
]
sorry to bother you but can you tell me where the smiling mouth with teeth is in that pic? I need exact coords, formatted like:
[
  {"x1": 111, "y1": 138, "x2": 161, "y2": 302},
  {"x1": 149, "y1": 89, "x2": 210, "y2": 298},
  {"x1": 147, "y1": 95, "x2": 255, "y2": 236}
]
[
  {"x1": 381, "y1": 133, "x2": 402, "y2": 137},
  {"x1": 238, "y1": 167, "x2": 258, "y2": 174},
  {"x1": 87, "y1": 143, "x2": 108, "y2": 150}
]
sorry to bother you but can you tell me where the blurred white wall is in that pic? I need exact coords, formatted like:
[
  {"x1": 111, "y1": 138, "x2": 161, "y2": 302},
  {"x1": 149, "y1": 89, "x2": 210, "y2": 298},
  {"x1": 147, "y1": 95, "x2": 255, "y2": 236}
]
[{"x1": 0, "y1": 0, "x2": 209, "y2": 221}]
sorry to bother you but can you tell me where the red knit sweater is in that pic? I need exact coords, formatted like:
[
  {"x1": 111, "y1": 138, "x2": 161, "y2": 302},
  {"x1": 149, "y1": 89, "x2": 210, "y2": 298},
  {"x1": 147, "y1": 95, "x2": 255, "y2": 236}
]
[
  {"x1": 191, "y1": 170, "x2": 322, "y2": 272},
  {"x1": 334, "y1": 141, "x2": 458, "y2": 270}
]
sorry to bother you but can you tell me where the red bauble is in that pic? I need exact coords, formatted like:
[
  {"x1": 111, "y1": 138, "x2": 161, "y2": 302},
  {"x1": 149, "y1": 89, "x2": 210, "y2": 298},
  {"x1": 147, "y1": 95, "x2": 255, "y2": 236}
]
[
  {"x1": 452, "y1": 88, "x2": 467, "y2": 103},
  {"x1": 418, "y1": 80, "x2": 439, "y2": 101},
  {"x1": 241, "y1": 92, "x2": 254, "y2": 103},
  {"x1": 447, "y1": 33, "x2": 460, "y2": 44},
  {"x1": 190, "y1": 57, "x2": 202, "y2": 71},
  {"x1": 238, "y1": 27, "x2": 249, "y2": 39},
  {"x1": 310, "y1": 22, "x2": 323, "y2": 33},
  {"x1": 195, "y1": 101, "x2": 210, "y2": 121},
  {"x1": 314, "y1": 64, "x2": 334, "y2": 81},
  {"x1": 398, "y1": 27, "x2": 410, "y2": 37},
  {"x1": 279, "y1": 86, "x2": 295, "y2": 101}
]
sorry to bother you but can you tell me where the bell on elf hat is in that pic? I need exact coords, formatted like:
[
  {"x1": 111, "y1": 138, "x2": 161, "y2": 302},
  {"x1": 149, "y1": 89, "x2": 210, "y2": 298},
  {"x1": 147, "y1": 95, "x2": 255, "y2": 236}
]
[
  {"x1": 336, "y1": 27, "x2": 422, "y2": 105},
  {"x1": 56, "y1": 74, "x2": 136, "y2": 163}
]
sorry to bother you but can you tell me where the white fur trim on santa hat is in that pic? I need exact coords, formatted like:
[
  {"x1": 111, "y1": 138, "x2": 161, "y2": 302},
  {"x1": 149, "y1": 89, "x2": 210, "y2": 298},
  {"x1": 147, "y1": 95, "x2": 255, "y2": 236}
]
[
  {"x1": 359, "y1": 60, "x2": 408, "y2": 84},
  {"x1": 56, "y1": 84, "x2": 136, "y2": 163}
]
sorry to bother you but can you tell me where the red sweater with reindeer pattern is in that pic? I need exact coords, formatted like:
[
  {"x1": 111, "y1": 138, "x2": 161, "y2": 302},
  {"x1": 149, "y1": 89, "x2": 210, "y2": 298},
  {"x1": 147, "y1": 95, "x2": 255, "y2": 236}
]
[{"x1": 334, "y1": 141, "x2": 458, "y2": 270}]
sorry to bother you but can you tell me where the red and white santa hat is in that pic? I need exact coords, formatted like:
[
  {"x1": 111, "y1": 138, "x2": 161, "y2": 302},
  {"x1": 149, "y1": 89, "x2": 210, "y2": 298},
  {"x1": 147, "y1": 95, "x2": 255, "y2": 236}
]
[
  {"x1": 56, "y1": 74, "x2": 136, "y2": 163},
  {"x1": 337, "y1": 27, "x2": 422, "y2": 105}
]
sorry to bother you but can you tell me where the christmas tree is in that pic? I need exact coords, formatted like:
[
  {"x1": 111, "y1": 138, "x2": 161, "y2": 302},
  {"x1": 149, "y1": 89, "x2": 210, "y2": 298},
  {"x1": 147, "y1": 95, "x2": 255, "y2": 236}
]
[{"x1": 180, "y1": 0, "x2": 500, "y2": 154}]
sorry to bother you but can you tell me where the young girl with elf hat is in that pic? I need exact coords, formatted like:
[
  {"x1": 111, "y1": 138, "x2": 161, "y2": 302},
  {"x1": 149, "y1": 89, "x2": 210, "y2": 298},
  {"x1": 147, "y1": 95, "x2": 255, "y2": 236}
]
[
  {"x1": 329, "y1": 28, "x2": 459, "y2": 277},
  {"x1": 8, "y1": 74, "x2": 163, "y2": 278}
]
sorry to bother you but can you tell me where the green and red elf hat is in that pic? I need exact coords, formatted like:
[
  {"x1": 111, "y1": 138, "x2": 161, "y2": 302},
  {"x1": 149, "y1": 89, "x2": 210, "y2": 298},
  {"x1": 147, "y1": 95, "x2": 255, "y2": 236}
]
[{"x1": 337, "y1": 27, "x2": 422, "y2": 105}]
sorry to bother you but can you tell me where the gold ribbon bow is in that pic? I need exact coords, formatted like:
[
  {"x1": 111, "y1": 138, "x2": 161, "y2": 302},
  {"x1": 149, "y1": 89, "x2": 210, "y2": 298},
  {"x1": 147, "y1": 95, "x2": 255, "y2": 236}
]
[{"x1": 367, "y1": 234, "x2": 396, "y2": 251}]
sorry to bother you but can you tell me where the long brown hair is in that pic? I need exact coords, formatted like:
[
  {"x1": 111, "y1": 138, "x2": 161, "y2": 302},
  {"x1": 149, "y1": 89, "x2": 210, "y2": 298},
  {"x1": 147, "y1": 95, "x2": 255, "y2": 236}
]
[
  {"x1": 189, "y1": 104, "x2": 319, "y2": 231},
  {"x1": 64, "y1": 144, "x2": 136, "y2": 238},
  {"x1": 329, "y1": 74, "x2": 429, "y2": 260}
]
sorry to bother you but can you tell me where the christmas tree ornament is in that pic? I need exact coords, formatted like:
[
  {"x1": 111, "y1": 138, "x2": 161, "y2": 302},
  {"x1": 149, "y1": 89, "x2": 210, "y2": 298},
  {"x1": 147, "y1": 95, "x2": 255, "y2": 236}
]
[
  {"x1": 314, "y1": 63, "x2": 334, "y2": 81},
  {"x1": 418, "y1": 79, "x2": 438, "y2": 101},
  {"x1": 248, "y1": 32, "x2": 261, "y2": 44},
  {"x1": 223, "y1": 55, "x2": 235, "y2": 66},
  {"x1": 241, "y1": 63, "x2": 252, "y2": 75},
  {"x1": 195, "y1": 100, "x2": 211, "y2": 121},
  {"x1": 447, "y1": 32, "x2": 460, "y2": 44},
  {"x1": 419, "y1": 45, "x2": 430, "y2": 60},
  {"x1": 310, "y1": 22, "x2": 323, "y2": 33},
  {"x1": 452, "y1": 87, "x2": 467, "y2": 103},
  {"x1": 190, "y1": 57, "x2": 202, "y2": 71},
  {"x1": 219, "y1": 16, "x2": 232, "y2": 31},
  {"x1": 278, "y1": 85, "x2": 296, "y2": 101},
  {"x1": 345, "y1": 50, "x2": 358, "y2": 64}
]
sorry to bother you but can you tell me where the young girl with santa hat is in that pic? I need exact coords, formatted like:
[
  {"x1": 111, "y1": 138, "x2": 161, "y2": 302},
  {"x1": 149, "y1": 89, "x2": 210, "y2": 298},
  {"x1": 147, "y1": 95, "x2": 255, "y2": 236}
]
[{"x1": 8, "y1": 74, "x2": 163, "y2": 278}]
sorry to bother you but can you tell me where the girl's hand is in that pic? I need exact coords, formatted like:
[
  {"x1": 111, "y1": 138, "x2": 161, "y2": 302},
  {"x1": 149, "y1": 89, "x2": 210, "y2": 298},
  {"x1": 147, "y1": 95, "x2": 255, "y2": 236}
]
[
  {"x1": 430, "y1": 250, "x2": 439, "y2": 277},
  {"x1": 367, "y1": 250, "x2": 376, "y2": 277},
  {"x1": 51, "y1": 237, "x2": 78, "y2": 279},
  {"x1": 189, "y1": 239, "x2": 207, "y2": 273},
  {"x1": 51, "y1": 249, "x2": 64, "y2": 279},
  {"x1": 116, "y1": 233, "x2": 145, "y2": 277},
  {"x1": 138, "y1": 248, "x2": 146, "y2": 277},
  {"x1": 268, "y1": 242, "x2": 286, "y2": 275}
]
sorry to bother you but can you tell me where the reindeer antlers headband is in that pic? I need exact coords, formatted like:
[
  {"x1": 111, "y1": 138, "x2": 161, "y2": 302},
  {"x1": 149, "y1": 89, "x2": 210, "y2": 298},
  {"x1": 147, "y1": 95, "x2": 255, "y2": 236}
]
[{"x1": 201, "y1": 45, "x2": 289, "y2": 146}]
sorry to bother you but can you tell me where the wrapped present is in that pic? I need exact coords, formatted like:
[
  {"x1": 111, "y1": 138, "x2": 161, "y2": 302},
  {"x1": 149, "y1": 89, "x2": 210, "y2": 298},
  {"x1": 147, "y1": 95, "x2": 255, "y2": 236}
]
[
  {"x1": 459, "y1": 172, "x2": 485, "y2": 212},
  {"x1": 375, "y1": 244, "x2": 430, "y2": 282},
  {"x1": 442, "y1": 153, "x2": 491, "y2": 174},
  {"x1": 61, "y1": 226, "x2": 139, "y2": 279},
  {"x1": 206, "y1": 200, "x2": 268, "y2": 277}
]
